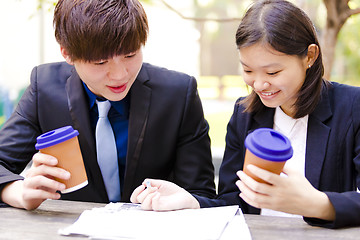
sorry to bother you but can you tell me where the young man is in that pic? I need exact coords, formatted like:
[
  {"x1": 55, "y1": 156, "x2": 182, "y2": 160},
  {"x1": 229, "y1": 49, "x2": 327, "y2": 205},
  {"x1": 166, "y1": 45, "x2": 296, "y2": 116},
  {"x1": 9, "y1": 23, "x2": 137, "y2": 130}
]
[{"x1": 0, "y1": 0, "x2": 215, "y2": 210}]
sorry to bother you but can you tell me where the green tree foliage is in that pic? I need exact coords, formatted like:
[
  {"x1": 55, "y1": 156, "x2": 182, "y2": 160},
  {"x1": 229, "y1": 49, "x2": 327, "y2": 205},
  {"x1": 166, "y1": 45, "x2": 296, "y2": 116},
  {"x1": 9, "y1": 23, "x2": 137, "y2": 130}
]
[
  {"x1": 23, "y1": 0, "x2": 360, "y2": 83},
  {"x1": 334, "y1": 14, "x2": 360, "y2": 85}
]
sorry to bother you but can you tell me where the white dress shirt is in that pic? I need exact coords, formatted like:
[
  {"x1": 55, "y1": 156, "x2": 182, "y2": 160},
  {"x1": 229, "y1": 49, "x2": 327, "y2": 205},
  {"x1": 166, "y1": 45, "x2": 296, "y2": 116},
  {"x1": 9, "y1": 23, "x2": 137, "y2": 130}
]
[{"x1": 260, "y1": 106, "x2": 308, "y2": 218}]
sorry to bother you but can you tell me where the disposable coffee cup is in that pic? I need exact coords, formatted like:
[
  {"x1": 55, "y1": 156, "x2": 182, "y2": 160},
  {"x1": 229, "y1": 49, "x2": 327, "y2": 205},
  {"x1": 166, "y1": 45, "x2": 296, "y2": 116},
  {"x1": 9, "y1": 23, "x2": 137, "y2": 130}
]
[
  {"x1": 35, "y1": 126, "x2": 88, "y2": 193},
  {"x1": 244, "y1": 128, "x2": 293, "y2": 183}
]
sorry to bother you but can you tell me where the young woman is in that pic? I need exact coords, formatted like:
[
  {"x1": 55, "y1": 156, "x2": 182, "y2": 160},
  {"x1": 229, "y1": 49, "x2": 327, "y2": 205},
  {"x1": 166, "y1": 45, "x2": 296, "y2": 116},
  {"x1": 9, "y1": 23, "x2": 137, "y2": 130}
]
[{"x1": 131, "y1": 0, "x2": 360, "y2": 229}]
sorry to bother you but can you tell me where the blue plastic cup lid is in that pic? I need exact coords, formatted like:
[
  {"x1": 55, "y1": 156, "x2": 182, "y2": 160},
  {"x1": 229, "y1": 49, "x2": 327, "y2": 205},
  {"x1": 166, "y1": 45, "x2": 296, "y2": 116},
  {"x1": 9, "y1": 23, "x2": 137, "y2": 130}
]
[
  {"x1": 245, "y1": 128, "x2": 293, "y2": 161},
  {"x1": 35, "y1": 126, "x2": 79, "y2": 150}
]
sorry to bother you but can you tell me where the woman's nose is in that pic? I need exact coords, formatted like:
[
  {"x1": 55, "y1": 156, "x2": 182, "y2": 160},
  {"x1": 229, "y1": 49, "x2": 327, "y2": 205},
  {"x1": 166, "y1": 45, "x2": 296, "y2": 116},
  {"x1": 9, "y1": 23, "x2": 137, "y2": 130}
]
[{"x1": 253, "y1": 78, "x2": 270, "y2": 91}]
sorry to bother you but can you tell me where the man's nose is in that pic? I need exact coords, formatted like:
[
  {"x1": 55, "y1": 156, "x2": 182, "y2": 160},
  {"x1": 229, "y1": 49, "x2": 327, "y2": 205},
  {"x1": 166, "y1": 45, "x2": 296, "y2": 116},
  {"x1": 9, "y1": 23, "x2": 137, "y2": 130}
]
[{"x1": 108, "y1": 59, "x2": 128, "y2": 80}]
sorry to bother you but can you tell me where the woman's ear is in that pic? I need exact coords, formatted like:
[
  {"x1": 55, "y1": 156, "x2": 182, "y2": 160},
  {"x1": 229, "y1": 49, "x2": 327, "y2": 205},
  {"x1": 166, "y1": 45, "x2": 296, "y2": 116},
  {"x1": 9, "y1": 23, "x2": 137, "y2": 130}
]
[
  {"x1": 60, "y1": 46, "x2": 74, "y2": 65},
  {"x1": 306, "y1": 44, "x2": 319, "y2": 68}
]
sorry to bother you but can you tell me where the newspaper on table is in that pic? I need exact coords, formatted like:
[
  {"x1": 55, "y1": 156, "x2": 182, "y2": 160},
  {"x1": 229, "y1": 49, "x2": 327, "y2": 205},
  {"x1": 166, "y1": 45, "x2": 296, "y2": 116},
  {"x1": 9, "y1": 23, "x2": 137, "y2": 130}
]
[{"x1": 59, "y1": 203, "x2": 252, "y2": 240}]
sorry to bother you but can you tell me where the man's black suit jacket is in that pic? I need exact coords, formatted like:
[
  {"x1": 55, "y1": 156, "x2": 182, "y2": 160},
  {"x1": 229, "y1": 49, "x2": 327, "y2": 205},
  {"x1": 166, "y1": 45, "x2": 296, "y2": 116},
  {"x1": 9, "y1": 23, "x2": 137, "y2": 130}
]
[{"x1": 0, "y1": 62, "x2": 216, "y2": 203}]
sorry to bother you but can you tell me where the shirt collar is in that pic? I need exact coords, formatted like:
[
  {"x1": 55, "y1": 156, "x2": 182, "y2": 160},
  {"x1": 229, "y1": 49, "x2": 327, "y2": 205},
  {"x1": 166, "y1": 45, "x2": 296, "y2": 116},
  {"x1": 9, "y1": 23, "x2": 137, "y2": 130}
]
[
  {"x1": 274, "y1": 106, "x2": 308, "y2": 136},
  {"x1": 82, "y1": 82, "x2": 129, "y2": 116}
]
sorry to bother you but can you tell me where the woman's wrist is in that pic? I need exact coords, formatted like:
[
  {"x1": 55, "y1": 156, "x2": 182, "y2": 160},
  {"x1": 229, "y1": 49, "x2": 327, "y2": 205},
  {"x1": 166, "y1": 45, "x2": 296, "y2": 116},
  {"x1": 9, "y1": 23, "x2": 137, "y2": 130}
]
[{"x1": 305, "y1": 190, "x2": 335, "y2": 221}]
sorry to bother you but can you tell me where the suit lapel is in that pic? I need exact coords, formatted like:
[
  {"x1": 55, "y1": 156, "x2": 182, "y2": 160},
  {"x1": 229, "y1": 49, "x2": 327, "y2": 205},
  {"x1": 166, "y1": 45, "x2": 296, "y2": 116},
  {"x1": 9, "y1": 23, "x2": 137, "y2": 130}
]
[
  {"x1": 252, "y1": 107, "x2": 275, "y2": 130},
  {"x1": 65, "y1": 70, "x2": 94, "y2": 149},
  {"x1": 248, "y1": 107, "x2": 275, "y2": 214},
  {"x1": 305, "y1": 87, "x2": 332, "y2": 188},
  {"x1": 65, "y1": 69, "x2": 108, "y2": 198},
  {"x1": 122, "y1": 65, "x2": 151, "y2": 199}
]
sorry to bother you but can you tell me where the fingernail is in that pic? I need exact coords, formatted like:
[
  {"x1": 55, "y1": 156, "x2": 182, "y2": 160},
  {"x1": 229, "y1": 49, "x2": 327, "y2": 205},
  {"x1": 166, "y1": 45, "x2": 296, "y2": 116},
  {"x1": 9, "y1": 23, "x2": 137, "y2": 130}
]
[
  {"x1": 64, "y1": 171, "x2": 71, "y2": 179},
  {"x1": 59, "y1": 183, "x2": 66, "y2": 191},
  {"x1": 50, "y1": 158, "x2": 58, "y2": 165}
]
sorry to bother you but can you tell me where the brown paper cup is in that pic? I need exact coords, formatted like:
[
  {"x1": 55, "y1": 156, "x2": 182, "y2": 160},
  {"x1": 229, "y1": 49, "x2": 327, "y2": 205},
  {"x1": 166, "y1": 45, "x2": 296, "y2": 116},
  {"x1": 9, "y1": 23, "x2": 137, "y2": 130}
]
[
  {"x1": 243, "y1": 149, "x2": 286, "y2": 184},
  {"x1": 40, "y1": 136, "x2": 87, "y2": 193}
]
